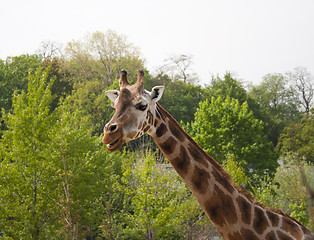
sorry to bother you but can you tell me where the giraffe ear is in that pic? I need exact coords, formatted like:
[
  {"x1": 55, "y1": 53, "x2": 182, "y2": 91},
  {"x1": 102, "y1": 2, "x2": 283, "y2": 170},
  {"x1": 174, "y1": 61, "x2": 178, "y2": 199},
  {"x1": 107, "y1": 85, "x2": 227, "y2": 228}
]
[
  {"x1": 105, "y1": 90, "x2": 120, "y2": 102},
  {"x1": 150, "y1": 86, "x2": 165, "y2": 102}
]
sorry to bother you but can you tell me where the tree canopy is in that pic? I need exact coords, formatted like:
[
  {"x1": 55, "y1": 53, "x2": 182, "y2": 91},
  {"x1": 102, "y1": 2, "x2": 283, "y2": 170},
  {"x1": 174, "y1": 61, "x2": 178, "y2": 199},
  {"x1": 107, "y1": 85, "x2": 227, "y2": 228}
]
[
  {"x1": 249, "y1": 73, "x2": 302, "y2": 145},
  {"x1": 184, "y1": 96, "x2": 278, "y2": 176},
  {"x1": 65, "y1": 30, "x2": 144, "y2": 86},
  {"x1": 277, "y1": 109, "x2": 314, "y2": 164}
]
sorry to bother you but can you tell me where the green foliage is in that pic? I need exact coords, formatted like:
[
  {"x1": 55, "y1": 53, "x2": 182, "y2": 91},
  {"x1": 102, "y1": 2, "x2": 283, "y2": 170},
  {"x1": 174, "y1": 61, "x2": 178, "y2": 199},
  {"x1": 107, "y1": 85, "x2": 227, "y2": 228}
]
[
  {"x1": 65, "y1": 77, "x2": 124, "y2": 136},
  {"x1": 249, "y1": 73, "x2": 302, "y2": 145},
  {"x1": 277, "y1": 109, "x2": 314, "y2": 164},
  {"x1": 222, "y1": 157, "x2": 249, "y2": 187},
  {"x1": 204, "y1": 72, "x2": 266, "y2": 129},
  {"x1": 98, "y1": 152, "x2": 215, "y2": 240},
  {"x1": 0, "y1": 69, "x2": 59, "y2": 239},
  {"x1": 160, "y1": 80, "x2": 204, "y2": 123},
  {"x1": 251, "y1": 175, "x2": 280, "y2": 209},
  {"x1": 290, "y1": 203, "x2": 310, "y2": 227},
  {"x1": 43, "y1": 57, "x2": 73, "y2": 111},
  {"x1": 205, "y1": 72, "x2": 248, "y2": 104},
  {"x1": 67, "y1": 79, "x2": 110, "y2": 135},
  {"x1": 140, "y1": 72, "x2": 205, "y2": 124},
  {"x1": 65, "y1": 30, "x2": 144, "y2": 85},
  {"x1": 47, "y1": 103, "x2": 112, "y2": 239},
  {"x1": 275, "y1": 154, "x2": 313, "y2": 229},
  {"x1": 122, "y1": 154, "x2": 185, "y2": 239},
  {"x1": 185, "y1": 96, "x2": 277, "y2": 176},
  {"x1": 144, "y1": 71, "x2": 172, "y2": 90},
  {"x1": 252, "y1": 153, "x2": 313, "y2": 230},
  {"x1": 250, "y1": 73, "x2": 300, "y2": 118},
  {"x1": 274, "y1": 153, "x2": 312, "y2": 207},
  {"x1": 0, "y1": 69, "x2": 119, "y2": 239},
  {"x1": 173, "y1": 198, "x2": 215, "y2": 240},
  {"x1": 0, "y1": 54, "x2": 42, "y2": 121}
]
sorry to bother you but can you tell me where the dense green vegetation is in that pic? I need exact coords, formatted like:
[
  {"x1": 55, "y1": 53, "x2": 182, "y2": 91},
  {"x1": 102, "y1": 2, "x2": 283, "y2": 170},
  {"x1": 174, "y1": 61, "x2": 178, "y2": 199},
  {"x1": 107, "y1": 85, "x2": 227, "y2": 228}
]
[{"x1": 0, "y1": 30, "x2": 313, "y2": 239}]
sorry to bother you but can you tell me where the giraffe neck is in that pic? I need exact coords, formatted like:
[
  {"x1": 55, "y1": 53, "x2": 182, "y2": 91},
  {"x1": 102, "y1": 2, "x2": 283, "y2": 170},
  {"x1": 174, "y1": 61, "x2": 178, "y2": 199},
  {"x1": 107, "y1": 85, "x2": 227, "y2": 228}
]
[{"x1": 148, "y1": 103, "x2": 313, "y2": 240}]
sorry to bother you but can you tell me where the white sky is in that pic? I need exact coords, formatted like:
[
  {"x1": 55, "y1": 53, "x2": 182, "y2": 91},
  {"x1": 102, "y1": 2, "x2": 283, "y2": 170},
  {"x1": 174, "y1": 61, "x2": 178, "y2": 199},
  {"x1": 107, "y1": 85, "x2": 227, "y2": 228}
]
[{"x1": 1, "y1": 0, "x2": 314, "y2": 85}]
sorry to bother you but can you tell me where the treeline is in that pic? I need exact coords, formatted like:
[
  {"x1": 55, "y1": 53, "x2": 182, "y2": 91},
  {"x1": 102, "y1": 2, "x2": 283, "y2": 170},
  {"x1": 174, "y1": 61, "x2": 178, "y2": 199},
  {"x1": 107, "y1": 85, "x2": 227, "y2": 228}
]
[{"x1": 0, "y1": 30, "x2": 313, "y2": 239}]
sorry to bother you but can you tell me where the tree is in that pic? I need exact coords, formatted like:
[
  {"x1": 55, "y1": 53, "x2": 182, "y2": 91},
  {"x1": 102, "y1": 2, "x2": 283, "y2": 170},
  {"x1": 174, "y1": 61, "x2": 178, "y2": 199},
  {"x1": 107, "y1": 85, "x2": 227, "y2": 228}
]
[
  {"x1": 185, "y1": 96, "x2": 278, "y2": 176},
  {"x1": 0, "y1": 68, "x2": 115, "y2": 239},
  {"x1": 160, "y1": 54, "x2": 199, "y2": 84},
  {"x1": 118, "y1": 153, "x2": 183, "y2": 239},
  {"x1": 140, "y1": 69, "x2": 203, "y2": 124},
  {"x1": 65, "y1": 30, "x2": 144, "y2": 86},
  {"x1": 287, "y1": 67, "x2": 314, "y2": 113},
  {"x1": 47, "y1": 102, "x2": 114, "y2": 239},
  {"x1": 108, "y1": 152, "x2": 214, "y2": 240},
  {"x1": 276, "y1": 109, "x2": 314, "y2": 164},
  {"x1": 159, "y1": 80, "x2": 204, "y2": 123},
  {"x1": 222, "y1": 157, "x2": 249, "y2": 187},
  {"x1": 66, "y1": 79, "x2": 109, "y2": 135},
  {"x1": 36, "y1": 40, "x2": 64, "y2": 61},
  {"x1": 204, "y1": 72, "x2": 248, "y2": 104},
  {"x1": 0, "y1": 54, "x2": 42, "y2": 113},
  {"x1": 249, "y1": 73, "x2": 302, "y2": 145},
  {"x1": 0, "y1": 69, "x2": 59, "y2": 239},
  {"x1": 204, "y1": 72, "x2": 267, "y2": 132},
  {"x1": 42, "y1": 57, "x2": 73, "y2": 111},
  {"x1": 248, "y1": 153, "x2": 314, "y2": 230},
  {"x1": 273, "y1": 153, "x2": 313, "y2": 229}
]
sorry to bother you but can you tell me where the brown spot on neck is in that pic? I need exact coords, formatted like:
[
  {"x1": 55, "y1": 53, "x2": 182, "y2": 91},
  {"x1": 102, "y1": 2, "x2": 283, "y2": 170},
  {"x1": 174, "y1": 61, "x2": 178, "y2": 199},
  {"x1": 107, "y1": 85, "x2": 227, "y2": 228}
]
[
  {"x1": 282, "y1": 218, "x2": 303, "y2": 239},
  {"x1": 191, "y1": 165, "x2": 211, "y2": 194},
  {"x1": 156, "y1": 123, "x2": 167, "y2": 138},
  {"x1": 266, "y1": 211, "x2": 279, "y2": 227},
  {"x1": 253, "y1": 206, "x2": 269, "y2": 235},
  {"x1": 187, "y1": 143, "x2": 209, "y2": 168},
  {"x1": 265, "y1": 231, "x2": 277, "y2": 240},
  {"x1": 159, "y1": 136, "x2": 177, "y2": 155},
  {"x1": 236, "y1": 195, "x2": 252, "y2": 225},
  {"x1": 204, "y1": 184, "x2": 237, "y2": 227},
  {"x1": 171, "y1": 145, "x2": 190, "y2": 177},
  {"x1": 156, "y1": 104, "x2": 166, "y2": 121},
  {"x1": 147, "y1": 110, "x2": 153, "y2": 125},
  {"x1": 212, "y1": 167, "x2": 235, "y2": 194},
  {"x1": 168, "y1": 120, "x2": 185, "y2": 142}
]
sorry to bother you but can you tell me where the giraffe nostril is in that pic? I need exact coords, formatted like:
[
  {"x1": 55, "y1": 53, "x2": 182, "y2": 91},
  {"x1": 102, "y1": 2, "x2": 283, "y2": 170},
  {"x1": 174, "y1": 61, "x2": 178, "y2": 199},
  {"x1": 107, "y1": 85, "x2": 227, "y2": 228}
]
[{"x1": 109, "y1": 124, "x2": 117, "y2": 133}]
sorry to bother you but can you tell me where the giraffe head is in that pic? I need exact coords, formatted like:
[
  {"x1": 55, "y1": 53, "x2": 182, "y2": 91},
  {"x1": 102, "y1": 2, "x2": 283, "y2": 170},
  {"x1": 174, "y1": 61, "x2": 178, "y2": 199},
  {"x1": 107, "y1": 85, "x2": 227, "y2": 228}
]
[{"x1": 102, "y1": 69, "x2": 164, "y2": 151}]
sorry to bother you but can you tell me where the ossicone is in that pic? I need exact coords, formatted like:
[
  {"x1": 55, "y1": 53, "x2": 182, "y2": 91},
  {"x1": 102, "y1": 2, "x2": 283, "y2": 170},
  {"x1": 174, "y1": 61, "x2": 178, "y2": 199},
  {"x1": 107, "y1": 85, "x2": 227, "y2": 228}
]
[
  {"x1": 119, "y1": 69, "x2": 129, "y2": 88},
  {"x1": 136, "y1": 69, "x2": 144, "y2": 93}
]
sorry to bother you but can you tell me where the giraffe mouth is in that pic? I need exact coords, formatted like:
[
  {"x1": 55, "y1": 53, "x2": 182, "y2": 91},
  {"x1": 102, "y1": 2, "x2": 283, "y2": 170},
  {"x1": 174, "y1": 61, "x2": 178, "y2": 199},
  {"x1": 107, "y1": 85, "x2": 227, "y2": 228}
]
[{"x1": 106, "y1": 137, "x2": 124, "y2": 152}]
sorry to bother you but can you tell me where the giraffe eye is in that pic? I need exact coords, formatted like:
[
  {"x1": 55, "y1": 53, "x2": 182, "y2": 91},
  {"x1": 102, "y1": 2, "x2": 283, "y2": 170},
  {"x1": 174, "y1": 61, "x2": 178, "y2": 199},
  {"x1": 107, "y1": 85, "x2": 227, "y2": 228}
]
[{"x1": 136, "y1": 103, "x2": 148, "y2": 111}]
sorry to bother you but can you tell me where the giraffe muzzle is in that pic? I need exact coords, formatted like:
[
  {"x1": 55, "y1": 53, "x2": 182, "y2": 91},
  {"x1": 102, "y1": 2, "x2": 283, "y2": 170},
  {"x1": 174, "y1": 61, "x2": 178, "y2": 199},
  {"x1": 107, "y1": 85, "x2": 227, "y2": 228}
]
[
  {"x1": 106, "y1": 137, "x2": 123, "y2": 151},
  {"x1": 102, "y1": 134, "x2": 124, "y2": 152},
  {"x1": 103, "y1": 123, "x2": 125, "y2": 151}
]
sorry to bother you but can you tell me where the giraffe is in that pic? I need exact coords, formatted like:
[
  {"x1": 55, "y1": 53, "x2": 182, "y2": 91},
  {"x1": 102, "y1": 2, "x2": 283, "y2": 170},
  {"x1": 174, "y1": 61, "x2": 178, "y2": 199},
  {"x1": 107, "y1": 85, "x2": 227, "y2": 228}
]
[{"x1": 102, "y1": 69, "x2": 314, "y2": 240}]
